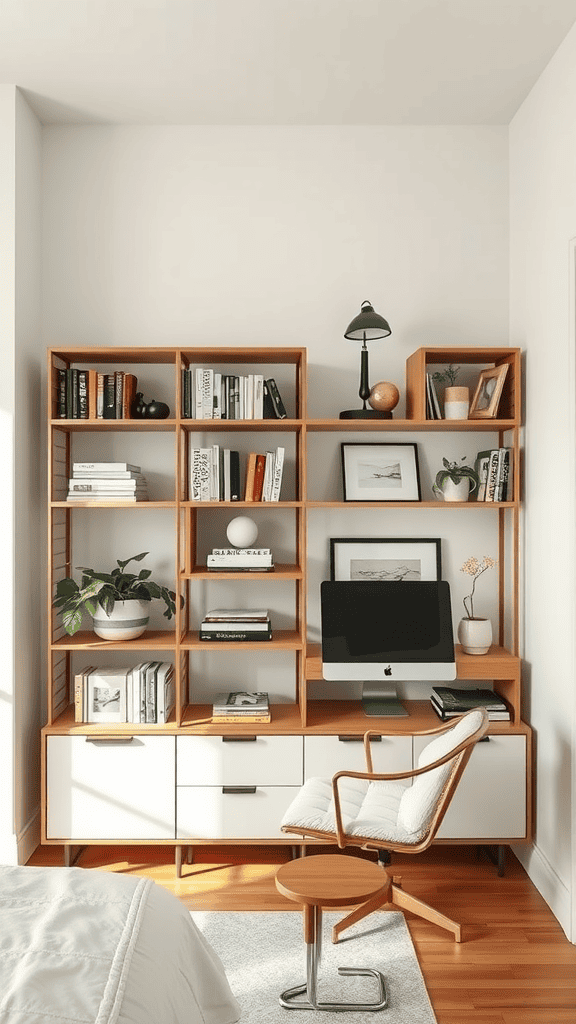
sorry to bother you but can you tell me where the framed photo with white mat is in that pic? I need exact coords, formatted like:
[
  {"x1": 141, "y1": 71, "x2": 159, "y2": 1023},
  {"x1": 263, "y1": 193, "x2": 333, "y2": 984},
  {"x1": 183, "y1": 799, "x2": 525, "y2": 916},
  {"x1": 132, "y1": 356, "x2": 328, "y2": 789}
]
[{"x1": 330, "y1": 537, "x2": 442, "y2": 583}]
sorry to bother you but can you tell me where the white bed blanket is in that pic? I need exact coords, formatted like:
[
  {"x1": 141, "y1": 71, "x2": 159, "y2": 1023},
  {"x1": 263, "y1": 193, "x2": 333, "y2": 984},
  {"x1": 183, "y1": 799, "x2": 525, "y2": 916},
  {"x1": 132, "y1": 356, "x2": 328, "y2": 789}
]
[{"x1": 0, "y1": 865, "x2": 241, "y2": 1024}]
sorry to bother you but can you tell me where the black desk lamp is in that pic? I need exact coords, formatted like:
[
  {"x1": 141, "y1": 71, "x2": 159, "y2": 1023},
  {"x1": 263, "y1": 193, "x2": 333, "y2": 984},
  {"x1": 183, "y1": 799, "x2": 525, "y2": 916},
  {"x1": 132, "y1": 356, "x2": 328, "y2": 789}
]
[{"x1": 340, "y1": 299, "x2": 392, "y2": 419}]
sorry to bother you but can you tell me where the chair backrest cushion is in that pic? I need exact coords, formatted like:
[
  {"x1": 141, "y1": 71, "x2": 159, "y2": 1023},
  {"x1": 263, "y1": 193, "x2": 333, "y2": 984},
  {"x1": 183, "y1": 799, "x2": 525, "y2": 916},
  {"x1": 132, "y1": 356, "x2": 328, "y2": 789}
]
[{"x1": 397, "y1": 709, "x2": 484, "y2": 835}]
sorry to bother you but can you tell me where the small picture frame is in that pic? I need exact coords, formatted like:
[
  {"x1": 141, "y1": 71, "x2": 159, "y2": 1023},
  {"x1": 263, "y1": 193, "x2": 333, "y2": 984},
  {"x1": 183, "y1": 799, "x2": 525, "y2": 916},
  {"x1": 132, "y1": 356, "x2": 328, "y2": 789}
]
[
  {"x1": 330, "y1": 537, "x2": 442, "y2": 582},
  {"x1": 469, "y1": 363, "x2": 509, "y2": 419},
  {"x1": 340, "y1": 443, "x2": 421, "y2": 502}
]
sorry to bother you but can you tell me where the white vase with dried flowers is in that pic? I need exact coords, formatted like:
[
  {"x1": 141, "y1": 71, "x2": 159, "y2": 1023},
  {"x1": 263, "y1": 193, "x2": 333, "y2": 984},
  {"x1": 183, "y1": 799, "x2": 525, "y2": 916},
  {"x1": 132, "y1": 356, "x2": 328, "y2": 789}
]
[{"x1": 458, "y1": 555, "x2": 496, "y2": 654}]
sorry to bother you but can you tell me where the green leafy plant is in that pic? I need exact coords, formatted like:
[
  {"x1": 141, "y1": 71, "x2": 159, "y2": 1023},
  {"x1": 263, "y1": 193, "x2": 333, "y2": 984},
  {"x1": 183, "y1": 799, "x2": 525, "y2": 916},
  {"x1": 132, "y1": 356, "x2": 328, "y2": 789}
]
[
  {"x1": 431, "y1": 364, "x2": 460, "y2": 388},
  {"x1": 434, "y1": 457, "x2": 479, "y2": 494},
  {"x1": 53, "y1": 552, "x2": 180, "y2": 636}
]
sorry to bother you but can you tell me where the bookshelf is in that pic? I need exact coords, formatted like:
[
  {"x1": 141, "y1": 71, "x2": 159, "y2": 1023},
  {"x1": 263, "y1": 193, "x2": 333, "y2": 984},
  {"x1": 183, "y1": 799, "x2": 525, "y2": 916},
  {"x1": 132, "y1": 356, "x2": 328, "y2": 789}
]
[{"x1": 42, "y1": 344, "x2": 530, "y2": 869}]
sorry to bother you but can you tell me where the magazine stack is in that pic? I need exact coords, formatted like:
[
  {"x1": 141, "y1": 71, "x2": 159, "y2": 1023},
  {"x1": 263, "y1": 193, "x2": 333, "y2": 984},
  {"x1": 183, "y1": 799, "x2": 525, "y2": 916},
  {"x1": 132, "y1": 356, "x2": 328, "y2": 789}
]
[
  {"x1": 199, "y1": 609, "x2": 272, "y2": 641},
  {"x1": 67, "y1": 462, "x2": 148, "y2": 502},
  {"x1": 430, "y1": 686, "x2": 510, "y2": 722},
  {"x1": 207, "y1": 547, "x2": 274, "y2": 571},
  {"x1": 211, "y1": 691, "x2": 271, "y2": 724}
]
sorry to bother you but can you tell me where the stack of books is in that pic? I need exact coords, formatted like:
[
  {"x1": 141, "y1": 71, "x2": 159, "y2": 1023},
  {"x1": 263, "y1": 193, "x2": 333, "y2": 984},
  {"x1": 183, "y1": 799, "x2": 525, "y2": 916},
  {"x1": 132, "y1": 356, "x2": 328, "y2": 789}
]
[
  {"x1": 425, "y1": 373, "x2": 443, "y2": 419},
  {"x1": 189, "y1": 446, "x2": 284, "y2": 502},
  {"x1": 474, "y1": 448, "x2": 514, "y2": 502},
  {"x1": 211, "y1": 691, "x2": 271, "y2": 724},
  {"x1": 66, "y1": 462, "x2": 149, "y2": 502},
  {"x1": 199, "y1": 609, "x2": 272, "y2": 641},
  {"x1": 74, "y1": 662, "x2": 174, "y2": 724},
  {"x1": 181, "y1": 368, "x2": 287, "y2": 420},
  {"x1": 430, "y1": 686, "x2": 511, "y2": 721},
  {"x1": 207, "y1": 548, "x2": 274, "y2": 571},
  {"x1": 57, "y1": 369, "x2": 138, "y2": 419}
]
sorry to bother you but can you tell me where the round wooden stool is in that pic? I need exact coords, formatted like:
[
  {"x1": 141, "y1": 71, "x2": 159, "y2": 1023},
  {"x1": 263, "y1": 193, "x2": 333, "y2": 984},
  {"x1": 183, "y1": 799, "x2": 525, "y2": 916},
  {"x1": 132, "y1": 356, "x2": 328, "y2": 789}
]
[{"x1": 275, "y1": 853, "x2": 388, "y2": 1011}]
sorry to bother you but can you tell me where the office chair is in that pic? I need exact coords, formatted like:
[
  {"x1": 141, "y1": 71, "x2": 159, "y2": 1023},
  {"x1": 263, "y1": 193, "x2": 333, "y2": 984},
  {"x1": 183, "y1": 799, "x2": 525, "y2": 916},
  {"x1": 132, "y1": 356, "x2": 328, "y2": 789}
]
[{"x1": 281, "y1": 707, "x2": 489, "y2": 943}]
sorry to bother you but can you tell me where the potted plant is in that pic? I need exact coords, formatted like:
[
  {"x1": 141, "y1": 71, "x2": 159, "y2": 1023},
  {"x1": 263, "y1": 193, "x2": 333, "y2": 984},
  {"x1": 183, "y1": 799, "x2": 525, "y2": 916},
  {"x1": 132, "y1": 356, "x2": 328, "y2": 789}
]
[
  {"x1": 431, "y1": 364, "x2": 469, "y2": 419},
  {"x1": 53, "y1": 552, "x2": 179, "y2": 640},
  {"x1": 432, "y1": 457, "x2": 479, "y2": 502},
  {"x1": 458, "y1": 555, "x2": 496, "y2": 654}
]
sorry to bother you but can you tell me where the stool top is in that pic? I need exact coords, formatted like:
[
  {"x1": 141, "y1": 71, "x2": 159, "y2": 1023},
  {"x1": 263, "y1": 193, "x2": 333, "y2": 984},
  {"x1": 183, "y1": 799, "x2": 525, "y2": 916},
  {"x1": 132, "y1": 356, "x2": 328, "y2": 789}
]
[{"x1": 275, "y1": 854, "x2": 385, "y2": 908}]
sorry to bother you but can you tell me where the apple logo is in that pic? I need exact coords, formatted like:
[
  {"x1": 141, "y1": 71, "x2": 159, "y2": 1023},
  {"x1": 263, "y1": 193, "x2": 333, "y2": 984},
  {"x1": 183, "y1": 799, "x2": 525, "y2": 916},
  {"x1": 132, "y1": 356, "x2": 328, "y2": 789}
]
[{"x1": 384, "y1": 665, "x2": 392, "y2": 676}]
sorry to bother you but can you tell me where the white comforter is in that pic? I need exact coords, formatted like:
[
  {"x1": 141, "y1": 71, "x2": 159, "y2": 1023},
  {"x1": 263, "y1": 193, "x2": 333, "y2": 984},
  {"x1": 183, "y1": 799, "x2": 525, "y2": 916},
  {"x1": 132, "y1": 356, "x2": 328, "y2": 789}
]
[{"x1": 0, "y1": 865, "x2": 241, "y2": 1024}]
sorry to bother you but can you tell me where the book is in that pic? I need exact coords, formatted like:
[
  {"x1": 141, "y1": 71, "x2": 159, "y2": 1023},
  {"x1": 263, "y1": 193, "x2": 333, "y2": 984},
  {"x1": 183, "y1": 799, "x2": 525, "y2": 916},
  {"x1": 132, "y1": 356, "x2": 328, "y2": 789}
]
[
  {"x1": 431, "y1": 686, "x2": 509, "y2": 710},
  {"x1": 73, "y1": 462, "x2": 142, "y2": 472},
  {"x1": 66, "y1": 492, "x2": 148, "y2": 503},
  {"x1": 210, "y1": 549, "x2": 271, "y2": 556},
  {"x1": 123, "y1": 373, "x2": 138, "y2": 418},
  {"x1": 200, "y1": 619, "x2": 271, "y2": 631},
  {"x1": 96, "y1": 373, "x2": 105, "y2": 417},
  {"x1": 229, "y1": 450, "x2": 241, "y2": 500},
  {"x1": 57, "y1": 368, "x2": 67, "y2": 418},
  {"x1": 114, "y1": 371, "x2": 124, "y2": 418},
  {"x1": 430, "y1": 698, "x2": 510, "y2": 721},
  {"x1": 70, "y1": 368, "x2": 79, "y2": 419},
  {"x1": 207, "y1": 555, "x2": 273, "y2": 569},
  {"x1": 244, "y1": 452, "x2": 257, "y2": 500},
  {"x1": 426, "y1": 373, "x2": 442, "y2": 419},
  {"x1": 71, "y1": 470, "x2": 144, "y2": 479},
  {"x1": 199, "y1": 629, "x2": 272, "y2": 641},
  {"x1": 265, "y1": 378, "x2": 287, "y2": 418},
  {"x1": 252, "y1": 454, "x2": 267, "y2": 500},
  {"x1": 87, "y1": 369, "x2": 98, "y2": 418},
  {"x1": 73, "y1": 664, "x2": 95, "y2": 722},
  {"x1": 497, "y1": 447, "x2": 512, "y2": 501},
  {"x1": 269, "y1": 445, "x2": 285, "y2": 501},
  {"x1": 262, "y1": 451, "x2": 275, "y2": 501},
  {"x1": 211, "y1": 714, "x2": 271, "y2": 724},
  {"x1": 204, "y1": 609, "x2": 269, "y2": 621},
  {"x1": 78, "y1": 370, "x2": 89, "y2": 418},
  {"x1": 485, "y1": 449, "x2": 501, "y2": 502},
  {"x1": 474, "y1": 449, "x2": 492, "y2": 501},
  {"x1": 213, "y1": 691, "x2": 269, "y2": 712},
  {"x1": 156, "y1": 663, "x2": 175, "y2": 723},
  {"x1": 68, "y1": 478, "x2": 145, "y2": 490},
  {"x1": 182, "y1": 368, "x2": 192, "y2": 417},
  {"x1": 103, "y1": 374, "x2": 116, "y2": 419}
]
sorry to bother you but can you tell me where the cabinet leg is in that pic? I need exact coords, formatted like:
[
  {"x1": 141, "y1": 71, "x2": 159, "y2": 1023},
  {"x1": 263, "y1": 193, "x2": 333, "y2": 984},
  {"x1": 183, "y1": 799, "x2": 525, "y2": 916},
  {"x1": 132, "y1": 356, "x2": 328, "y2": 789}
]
[
  {"x1": 63, "y1": 845, "x2": 84, "y2": 867},
  {"x1": 476, "y1": 844, "x2": 507, "y2": 876},
  {"x1": 186, "y1": 846, "x2": 194, "y2": 864},
  {"x1": 175, "y1": 846, "x2": 183, "y2": 878}
]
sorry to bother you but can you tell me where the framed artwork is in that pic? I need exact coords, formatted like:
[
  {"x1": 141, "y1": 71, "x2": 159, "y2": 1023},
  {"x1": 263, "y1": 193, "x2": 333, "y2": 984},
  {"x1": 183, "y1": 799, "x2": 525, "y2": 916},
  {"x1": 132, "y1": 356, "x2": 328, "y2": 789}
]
[
  {"x1": 340, "y1": 443, "x2": 421, "y2": 502},
  {"x1": 330, "y1": 537, "x2": 442, "y2": 582},
  {"x1": 469, "y1": 363, "x2": 509, "y2": 419}
]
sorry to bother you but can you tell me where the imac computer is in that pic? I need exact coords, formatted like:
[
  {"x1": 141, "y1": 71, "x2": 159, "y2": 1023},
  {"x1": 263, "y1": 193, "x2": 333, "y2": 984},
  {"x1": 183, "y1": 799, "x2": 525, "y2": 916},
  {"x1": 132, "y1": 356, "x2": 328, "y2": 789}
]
[{"x1": 321, "y1": 580, "x2": 456, "y2": 717}]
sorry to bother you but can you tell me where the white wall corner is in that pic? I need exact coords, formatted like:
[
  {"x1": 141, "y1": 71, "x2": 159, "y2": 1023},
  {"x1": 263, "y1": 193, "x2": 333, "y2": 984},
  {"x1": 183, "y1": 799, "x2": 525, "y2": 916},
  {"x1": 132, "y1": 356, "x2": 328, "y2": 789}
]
[{"x1": 514, "y1": 842, "x2": 572, "y2": 940}]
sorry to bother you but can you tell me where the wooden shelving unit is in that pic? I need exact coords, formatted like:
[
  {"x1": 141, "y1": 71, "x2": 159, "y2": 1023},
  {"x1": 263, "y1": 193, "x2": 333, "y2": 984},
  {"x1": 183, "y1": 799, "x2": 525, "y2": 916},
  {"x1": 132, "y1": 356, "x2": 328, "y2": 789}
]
[{"x1": 42, "y1": 344, "x2": 529, "y2": 861}]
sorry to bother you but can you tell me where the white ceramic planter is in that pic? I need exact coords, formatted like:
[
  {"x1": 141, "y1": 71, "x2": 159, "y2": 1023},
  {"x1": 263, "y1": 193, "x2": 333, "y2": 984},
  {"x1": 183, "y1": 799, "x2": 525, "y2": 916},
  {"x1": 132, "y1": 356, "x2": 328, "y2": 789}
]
[
  {"x1": 444, "y1": 386, "x2": 470, "y2": 420},
  {"x1": 458, "y1": 617, "x2": 493, "y2": 655},
  {"x1": 92, "y1": 599, "x2": 150, "y2": 641},
  {"x1": 433, "y1": 477, "x2": 471, "y2": 502}
]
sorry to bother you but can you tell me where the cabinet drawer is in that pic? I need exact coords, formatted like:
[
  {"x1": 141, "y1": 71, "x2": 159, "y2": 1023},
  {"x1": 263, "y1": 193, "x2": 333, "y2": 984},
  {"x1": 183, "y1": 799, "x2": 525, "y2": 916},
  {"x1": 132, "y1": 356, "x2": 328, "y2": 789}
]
[
  {"x1": 46, "y1": 735, "x2": 176, "y2": 840},
  {"x1": 176, "y1": 786, "x2": 301, "y2": 839},
  {"x1": 177, "y1": 734, "x2": 303, "y2": 786},
  {"x1": 304, "y1": 734, "x2": 412, "y2": 782},
  {"x1": 413, "y1": 734, "x2": 526, "y2": 839}
]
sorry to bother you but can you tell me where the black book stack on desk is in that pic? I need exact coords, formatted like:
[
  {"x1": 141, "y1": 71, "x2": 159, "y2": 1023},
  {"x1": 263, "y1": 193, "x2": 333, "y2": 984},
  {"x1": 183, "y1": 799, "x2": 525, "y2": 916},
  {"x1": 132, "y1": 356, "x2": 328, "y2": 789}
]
[{"x1": 431, "y1": 686, "x2": 511, "y2": 721}]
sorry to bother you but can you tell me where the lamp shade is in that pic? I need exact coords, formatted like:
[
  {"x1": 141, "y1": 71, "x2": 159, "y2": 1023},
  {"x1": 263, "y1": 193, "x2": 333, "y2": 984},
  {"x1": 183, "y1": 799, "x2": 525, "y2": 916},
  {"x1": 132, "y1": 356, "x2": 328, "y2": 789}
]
[{"x1": 344, "y1": 300, "x2": 391, "y2": 341}]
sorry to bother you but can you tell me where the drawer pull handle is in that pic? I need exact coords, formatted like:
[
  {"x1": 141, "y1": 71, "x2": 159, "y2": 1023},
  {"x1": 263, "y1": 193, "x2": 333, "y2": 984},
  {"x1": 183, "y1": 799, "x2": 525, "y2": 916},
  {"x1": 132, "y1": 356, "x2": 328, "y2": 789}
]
[
  {"x1": 222, "y1": 736, "x2": 257, "y2": 743},
  {"x1": 85, "y1": 736, "x2": 135, "y2": 744},
  {"x1": 479, "y1": 736, "x2": 491, "y2": 742},
  {"x1": 338, "y1": 735, "x2": 382, "y2": 742},
  {"x1": 222, "y1": 786, "x2": 257, "y2": 795}
]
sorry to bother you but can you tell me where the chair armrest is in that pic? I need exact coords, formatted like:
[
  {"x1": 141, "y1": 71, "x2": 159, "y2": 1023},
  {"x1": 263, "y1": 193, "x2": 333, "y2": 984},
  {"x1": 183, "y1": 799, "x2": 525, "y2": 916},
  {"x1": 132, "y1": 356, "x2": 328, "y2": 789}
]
[{"x1": 361, "y1": 709, "x2": 489, "y2": 771}]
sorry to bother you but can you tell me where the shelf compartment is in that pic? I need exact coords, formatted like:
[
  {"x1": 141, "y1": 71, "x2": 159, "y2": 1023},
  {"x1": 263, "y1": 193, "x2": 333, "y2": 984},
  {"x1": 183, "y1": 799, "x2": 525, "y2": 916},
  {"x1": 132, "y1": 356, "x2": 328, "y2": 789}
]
[
  {"x1": 305, "y1": 642, "x2": 519, "y2": 680},
  {"x1": 182, "y1": 562, "x2": 303, "y2": 580},
  {"x1": 180, "y1": 702, "x2": 304, "y2": 732},
  {"x1": 51, "y1": 630, "x2": 177, "y2": 651},
  {"x1": 43, "y1": 705, "x2": 180, "y2": 735},
  {"x1": 182, "y1": 629, "x2": 304, "y2": 650}
]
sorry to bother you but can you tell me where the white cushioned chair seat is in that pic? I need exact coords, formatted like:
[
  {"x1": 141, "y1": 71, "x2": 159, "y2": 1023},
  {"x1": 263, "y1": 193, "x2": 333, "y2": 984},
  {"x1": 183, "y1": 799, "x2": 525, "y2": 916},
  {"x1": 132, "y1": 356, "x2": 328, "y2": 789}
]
[{"x1": 282, "y1": 710, "x2": 485, "y2": 846}]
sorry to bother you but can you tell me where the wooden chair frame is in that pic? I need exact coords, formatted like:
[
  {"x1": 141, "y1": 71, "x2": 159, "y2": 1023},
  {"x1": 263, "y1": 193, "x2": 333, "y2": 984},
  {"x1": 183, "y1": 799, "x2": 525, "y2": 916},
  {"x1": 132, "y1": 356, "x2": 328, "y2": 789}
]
[{"x1": 282, "y1": 708, "x2": 489, "y2": 942}]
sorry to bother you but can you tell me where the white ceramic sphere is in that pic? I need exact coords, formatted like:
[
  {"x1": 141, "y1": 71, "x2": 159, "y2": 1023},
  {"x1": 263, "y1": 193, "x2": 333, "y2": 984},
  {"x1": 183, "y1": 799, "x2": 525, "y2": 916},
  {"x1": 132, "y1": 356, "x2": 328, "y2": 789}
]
[{"x1": 226, "y1": 516, "x2": 259, "y2": 548}]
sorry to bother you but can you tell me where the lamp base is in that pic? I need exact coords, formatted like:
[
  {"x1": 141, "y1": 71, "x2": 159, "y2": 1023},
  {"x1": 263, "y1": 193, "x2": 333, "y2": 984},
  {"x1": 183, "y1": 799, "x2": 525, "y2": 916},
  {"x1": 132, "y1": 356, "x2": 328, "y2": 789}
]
[{"x1": 339, "y1": 409, "x2": 393, "y2": 419}]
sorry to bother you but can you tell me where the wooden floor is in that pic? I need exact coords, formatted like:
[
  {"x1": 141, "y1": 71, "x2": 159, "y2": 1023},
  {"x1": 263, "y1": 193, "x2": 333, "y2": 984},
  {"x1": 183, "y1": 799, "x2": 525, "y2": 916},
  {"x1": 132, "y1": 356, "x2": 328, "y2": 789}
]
[{"x1": 29, "y1": 843, "x2": 576, "y2": 1023}]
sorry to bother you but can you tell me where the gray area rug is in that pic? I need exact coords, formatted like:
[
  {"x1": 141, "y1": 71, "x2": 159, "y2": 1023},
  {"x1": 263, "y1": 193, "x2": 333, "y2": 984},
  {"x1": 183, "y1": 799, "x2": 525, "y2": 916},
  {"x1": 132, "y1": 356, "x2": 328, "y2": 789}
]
[{"x1": 191, "y1": 910, "x2": 437, "y2": 1023}]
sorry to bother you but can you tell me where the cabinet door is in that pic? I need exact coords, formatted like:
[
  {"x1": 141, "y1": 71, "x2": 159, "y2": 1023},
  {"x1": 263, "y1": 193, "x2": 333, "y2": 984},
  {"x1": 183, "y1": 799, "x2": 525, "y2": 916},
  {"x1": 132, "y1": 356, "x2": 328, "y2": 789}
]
[
  {"x1": 305, "y1": 735, "x2": 412, "y2": 782},
  {"x1": 413, "y1": 734, "x2": 526, "y2": 839},
  {"x1": 46, "y1": 736, "x2": 176, "y2": 840},
  {"x1": 177, "y1": 735, "x2": 303, "y2": 786},
  {"x1": 176, "y1": 786, "x2": 301, "y2": 839}
]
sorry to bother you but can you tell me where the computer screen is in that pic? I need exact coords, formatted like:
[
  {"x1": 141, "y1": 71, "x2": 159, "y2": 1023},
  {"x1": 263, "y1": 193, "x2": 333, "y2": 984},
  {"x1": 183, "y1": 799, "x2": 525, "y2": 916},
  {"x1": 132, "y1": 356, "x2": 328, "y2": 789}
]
[{"x1": 321, "y1": 580, "x2": 456, "y2": 715}]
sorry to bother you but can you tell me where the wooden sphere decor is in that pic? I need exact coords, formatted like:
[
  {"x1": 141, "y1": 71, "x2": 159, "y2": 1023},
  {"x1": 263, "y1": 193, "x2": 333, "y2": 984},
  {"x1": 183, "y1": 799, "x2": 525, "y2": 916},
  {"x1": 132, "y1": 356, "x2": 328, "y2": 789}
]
[{"x1": 368, "y1": 381, "x2": 400, "y2": 412}]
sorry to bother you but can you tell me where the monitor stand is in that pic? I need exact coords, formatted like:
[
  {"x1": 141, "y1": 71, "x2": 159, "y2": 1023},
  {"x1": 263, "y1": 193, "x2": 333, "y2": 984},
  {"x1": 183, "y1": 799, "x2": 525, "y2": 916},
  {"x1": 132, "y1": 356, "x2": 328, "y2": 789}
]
[{"x1": 361, "y1": 683, "x2": 409, "y2": 718}]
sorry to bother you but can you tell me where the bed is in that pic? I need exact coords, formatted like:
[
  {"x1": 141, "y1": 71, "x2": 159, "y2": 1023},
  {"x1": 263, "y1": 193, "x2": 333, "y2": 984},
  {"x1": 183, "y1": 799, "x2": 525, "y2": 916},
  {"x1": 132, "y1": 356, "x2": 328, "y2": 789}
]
[{"x1": 0, "y1": 864, "x2": 241, "y2": 1024}]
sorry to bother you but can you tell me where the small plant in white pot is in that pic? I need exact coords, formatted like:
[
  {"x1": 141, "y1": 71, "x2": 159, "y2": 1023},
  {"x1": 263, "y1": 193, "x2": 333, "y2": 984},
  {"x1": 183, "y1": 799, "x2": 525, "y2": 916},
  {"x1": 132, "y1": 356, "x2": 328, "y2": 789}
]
[
  {"x1": 53, "y1": 552, "x2": 179, "y2": 640},
  {"x1": 431, "y1": 364, "x2": 469, "y2": 419},
  {"x1": 458, "y1": 555, "x2": 496, "y2": 655},
  {"x1": 432, "y1": 457, "x2": 479, "y2": 502}
]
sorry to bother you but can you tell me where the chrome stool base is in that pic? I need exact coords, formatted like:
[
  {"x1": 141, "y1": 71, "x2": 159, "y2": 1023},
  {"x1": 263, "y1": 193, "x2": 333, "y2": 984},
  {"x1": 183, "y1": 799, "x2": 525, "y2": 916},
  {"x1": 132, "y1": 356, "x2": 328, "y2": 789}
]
[{"x1": 280, "y1": 967, "x2": 388, "y2": 1011}]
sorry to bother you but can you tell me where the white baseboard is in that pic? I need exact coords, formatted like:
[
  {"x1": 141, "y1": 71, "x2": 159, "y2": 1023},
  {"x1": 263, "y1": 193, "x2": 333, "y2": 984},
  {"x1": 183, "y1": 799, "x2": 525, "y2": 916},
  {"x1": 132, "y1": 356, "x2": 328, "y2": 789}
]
[
  {"x1": 17, "y1": 807, "x2": 41, "y2": 865},
  {"x1": 513, "y1": 841, "x2": 572, "y2": 941}
]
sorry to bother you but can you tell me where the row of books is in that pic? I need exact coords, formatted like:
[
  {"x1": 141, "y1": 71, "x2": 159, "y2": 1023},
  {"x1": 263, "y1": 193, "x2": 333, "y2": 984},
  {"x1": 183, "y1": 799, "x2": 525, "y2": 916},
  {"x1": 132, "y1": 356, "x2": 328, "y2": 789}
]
[
  {"x1": 182, "y1": 369, "x2": 287, "y2": 420},
  {"x1": 200, "y1": 609, "x2": 272, "y2": 642},
  {"x1": 212, "y1": 690, "x2": 271, "y2": 724},
  {"x1": 474, "y1": 448, "x2": 513, "y2": 502},
  {"x1": 66, "y1": 462, "x2": 149, "y2": 502},
  {"x1": 207, "y1": 547, "x2": 274, "y2": 571},
  {"x1": 189, "y1": 446, "x2": 284, "y2": 502},
  {"x1": 74, "y1": 662, "x2": 174, "y2": 724},
  {"x1": 57, "y1": 369, "x2": 138, "y2": 420},
  {"x1": 431, "y1": 686, "x2": 510, "y2": 721}
]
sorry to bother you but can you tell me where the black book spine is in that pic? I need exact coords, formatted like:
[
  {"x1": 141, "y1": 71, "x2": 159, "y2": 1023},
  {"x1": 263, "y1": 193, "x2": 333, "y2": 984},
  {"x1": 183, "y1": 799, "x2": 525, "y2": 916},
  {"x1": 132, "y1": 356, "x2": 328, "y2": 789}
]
[
  {"x1": 103, "y1": 375, "x2": 117, "y2": 419},
  {"x1": 229, "y1": 450, "x2": 241, "y2": 500},
  {"x1": 265, "y1": 378, "x2": 287, "y2": 418},
  {"x1": 78, "y1": 370, "x2": 88, "y2": 419},
  {"x1": 262, "y1": 380, "x2": 275, "y2": 419},
  {"x1": 115, "y1": 371, "x2": 124, "y2": 419},
  {"x1": 65, "y1": 369, "x2": 74, "y2": 419},
  {"x1": 57, "y1": 369, "x2": 67, "y2": 418},
  {"x1": 199, "y1": 630, "x2": 272, "y2": 641},
  {"x1": 183, "y1": 369, "x2": 191, "y2": 418},
  {"x1": 71, "y1": 368, "x2": 79, "y2": 419}
]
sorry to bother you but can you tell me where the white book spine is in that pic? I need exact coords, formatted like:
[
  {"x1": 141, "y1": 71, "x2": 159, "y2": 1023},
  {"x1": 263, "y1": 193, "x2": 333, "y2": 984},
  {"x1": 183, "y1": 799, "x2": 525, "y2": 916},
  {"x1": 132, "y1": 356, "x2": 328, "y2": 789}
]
[
  {"x1": 198, "y1": 449, "x2": 211, "y2": 501},
  {"x1": 262, "y1": 451, "x2": 275, "y2": 501},
  {"x1": 270, "y1": 446, "x2": 285, "y2": 502},
  {"x1": 213, "y1": 372, "x2": 222, "y2": 419},
  {"x1": 195, "y1": 368, "x2": 204, "y2": 419},
  {"x1": 190, "y1": 448, "x2": 202, "y2": 501},
  {"x1": 254, "y1": 375, "x2": 264, "y2": 419},
  {"x1": 201, "y1": 369, "x2": 213, "y2": 419},
  {"x1": 210, "y1": 444, "x2": 220, "y2": 501}
]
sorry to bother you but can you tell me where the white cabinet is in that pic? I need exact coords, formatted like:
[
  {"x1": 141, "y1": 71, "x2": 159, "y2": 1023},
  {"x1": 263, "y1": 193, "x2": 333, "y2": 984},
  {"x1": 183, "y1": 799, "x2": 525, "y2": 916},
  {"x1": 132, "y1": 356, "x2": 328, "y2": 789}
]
[
  {"x1": 46, "y1": 736, "x2": 176, "y2": 840},
  {"x1": 304, "y1": 734, "x2": 412, "y2": 782},
  {"x1": 413, "y1": 734, "x2": 527, "y2": 839},
  {"x1": 176, "y1": 734, "x2": 303, "y2": 839}
]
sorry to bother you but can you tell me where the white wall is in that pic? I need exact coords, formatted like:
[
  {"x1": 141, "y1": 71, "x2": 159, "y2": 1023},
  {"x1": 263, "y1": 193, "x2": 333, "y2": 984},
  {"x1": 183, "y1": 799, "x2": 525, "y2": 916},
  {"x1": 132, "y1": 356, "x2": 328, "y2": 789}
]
[
  {"x1": 0, "y1": 87, "x2": 42, "y2": 863},
  {"x1": 510, "y1": 22, "x2": 576, "y2": 938}
]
